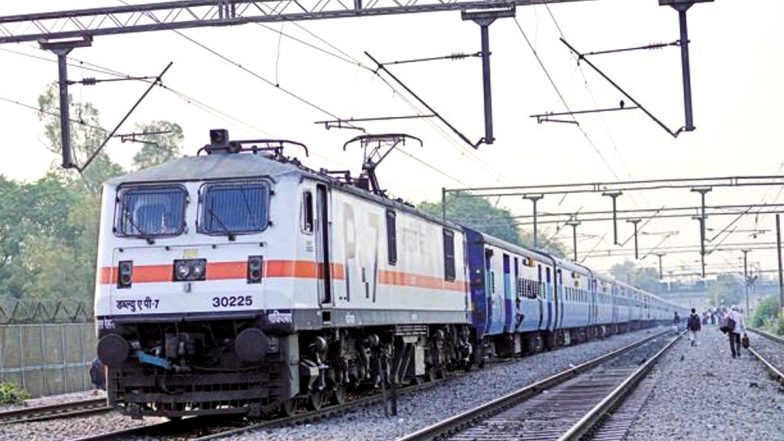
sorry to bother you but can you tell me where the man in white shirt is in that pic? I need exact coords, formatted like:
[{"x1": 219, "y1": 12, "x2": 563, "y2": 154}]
[{"x1": 725, "y1": 305, "x2": 746, "y2": 358}]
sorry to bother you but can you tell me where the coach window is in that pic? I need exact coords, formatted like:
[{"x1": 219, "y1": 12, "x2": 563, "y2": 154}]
[
  {"x1": 386, "y1": 209, "x2": 397, "y2": 265},
  {"x1": 443, "y1": 229, "x2": 456, "y2": 281},
  {"x1": 302, "y1": 191, "x2": 314, "y2": 233}
]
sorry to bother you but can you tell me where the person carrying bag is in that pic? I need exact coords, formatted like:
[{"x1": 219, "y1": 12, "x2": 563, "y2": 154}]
[
  {"x1": 687, "y1": 308, "x2": 702, "y2": 347},
  {"x1": 724, "y1": 306, "x2": 746, "y2": 358},
  {"x1": 720, "y1": 314, "x2": 736, "y2": 334}
]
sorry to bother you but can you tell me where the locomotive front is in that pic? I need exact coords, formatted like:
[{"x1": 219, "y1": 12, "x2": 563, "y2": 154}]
[{"x1": 94, "y1": 133, "x2": 311, "y2": 418}]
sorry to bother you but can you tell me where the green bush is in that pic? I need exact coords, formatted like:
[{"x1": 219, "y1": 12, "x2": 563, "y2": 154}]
[
  {"x1": 752, "y1": 296, "x2": 780, "y2": 328},
  {"x1": 776, "y1": 317, "x2": 784, "y2": 337},
  {"x1": 0, "y1": 382, "x2": 30, "y2": 404}
]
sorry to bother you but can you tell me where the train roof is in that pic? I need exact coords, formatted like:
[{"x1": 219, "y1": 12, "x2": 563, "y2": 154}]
[
  {"x1": 106, "y1": 151, "x2": 466, "y2": 231},
  {"x1": 107, "y1": 153, "x2": 304, "y2": 185},
  {"x1": 472, "y1": 229, "x2": 596, "y2": 276}
]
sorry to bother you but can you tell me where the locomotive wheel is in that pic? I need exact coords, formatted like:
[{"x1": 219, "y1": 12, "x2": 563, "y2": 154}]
[
  {"x1": 279, "y1": 399, "x2": 297, "y2": 417},
  {"x1": 436, "y1": 367, "x2": 447, "y2": 380},
  {"x1": 332, "y1": 385, "x2": 347, "y2": 405},
  {"x1": 307, "y1": 390, "x2": 324, "y2": 411}
]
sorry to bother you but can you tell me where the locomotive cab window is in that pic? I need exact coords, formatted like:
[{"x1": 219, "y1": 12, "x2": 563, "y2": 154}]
[
  {"x1": 116, "y1": 185, "x2": 187, "y2": 237},
  {"x1": 199, "y1": 181, "x2": 270, "y2": 236},
  {"x1": 302, "y1": 191, "x2": 314, "y2": 233},
  {"x1": 386, "y1": 209, "x2": 397, "y2": 265},
  {"x1": 443, "y1": 229, "x2": 456, "y2": 281}
]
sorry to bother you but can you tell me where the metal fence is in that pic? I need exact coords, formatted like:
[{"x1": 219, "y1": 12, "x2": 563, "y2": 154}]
[
  {"x1": 0, "y1": 322, "x2": 96, "y2": 397},
  {"x1": 0, "y1": 299, "x2": 95, "y2": 396},
  {"x1": 0, "y1": 299, "x2": 93, "y2": 324}
]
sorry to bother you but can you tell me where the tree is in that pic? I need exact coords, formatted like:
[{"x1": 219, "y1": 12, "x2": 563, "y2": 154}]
[
  {"x1": 417, "y1": 193, "x2": 566, "y2": 257},
  {"x1": 0, "y1": 86, "x2": 184, "y2": 303},
  {"x1": 707, "y1": 273, "x2": 743, "y2": 307},
  {"x1": 0, "y1": 174, "x2": 80, "y2": 298},
  {"x1": 37, "y1": 82, "x2": 125, "y2": 194},
  {"x1": 12, "y1": 193, "x2": 99, "y2": 301},
  {"x1": 131, "y1": 121, "x2": 184, "y2": 170},
  {"x1": 518, "y1": 230, "x2": 566, "y2": 258},
  {"x1": 609, "y1": 260, "x2": 661, "y2": 292}
]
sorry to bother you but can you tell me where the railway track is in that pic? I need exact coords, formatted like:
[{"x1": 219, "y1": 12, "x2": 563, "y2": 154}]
[
  {"x1": 397, "y1": 329, "x2": 679, "y2": 441},
  {"x1": 747, "y1": 328, "x2": 784, "y2": 383},
  {"x1": 66, "y1": 369, "x2": 453, "y2": 441},
  {"x1": 64, "y1": 328, "x2": 672, "y2": 441},
  {"x1": 0, "y1": 397, "x2": 110, "y2": 425},
  {"x1": 65, "y1": 378, "x2": 443, "y2": 441}
]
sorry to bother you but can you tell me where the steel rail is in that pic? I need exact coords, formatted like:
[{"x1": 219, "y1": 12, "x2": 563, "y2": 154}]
[
  {"x1": 747, "y1": 328, "x2": 784, "y2": 383},
  {"x1": 67, "y1": 363, "x2": 459, "y2": 441},
  {"x1": 395, "y1": 328, "x2": 670, "y2": 441},
  {"x1": 192, "y1": 369, "x2": 464, "y2": 441},
  {"x1": 0, "y1": 397, "x2": 108, "y2": 425},
  {"x1": 556, "y1": 331, "x2": 682, "y2": 441},
  {"x1": 67, "y1": 417, "x2": 199, "y2": 441}
]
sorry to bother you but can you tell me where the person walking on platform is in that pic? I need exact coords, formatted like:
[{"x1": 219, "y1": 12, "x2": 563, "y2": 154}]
[
  {"x1": 687, "y1": 308, "x2": 701, "y2": 346},
  {"x1": 672, "y1": 311, "x2": 681, "y2": 334},
  {"x1": 722, "y1": 305, "x2": 747, "y2": 358}
]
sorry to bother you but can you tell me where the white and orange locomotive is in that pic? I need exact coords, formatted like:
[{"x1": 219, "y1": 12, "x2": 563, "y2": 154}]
[{"x1": 94, "y1": 130, "x2": 684, "y2": 418}]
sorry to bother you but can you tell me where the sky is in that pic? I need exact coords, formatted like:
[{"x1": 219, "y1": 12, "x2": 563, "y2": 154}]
[{"x1": 0, "y1": 0, "x2": 782, "y2": 283}]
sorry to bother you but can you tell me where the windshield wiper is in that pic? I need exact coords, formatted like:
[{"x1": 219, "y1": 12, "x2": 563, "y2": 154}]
[
  {"x1": 208, "y1": 208, "x2": 236, "y2": 241},
  {"x1": 238, "y1": 187, "x2": 260, "y2": 226},
  {"x1": 123, "y1": 209, "x2": 156, "y2": 245}
]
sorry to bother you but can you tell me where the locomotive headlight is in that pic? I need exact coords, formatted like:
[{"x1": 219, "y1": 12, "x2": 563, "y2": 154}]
[
  {"x1": 173, "y1": 259, "x2": 207, "y2": 282},
  {"x1": 175, "y1": 262, "x2": 191, "y2": 280},
  {"x1": 191, "y1": 261, "x2": 205, "y2": 278}
]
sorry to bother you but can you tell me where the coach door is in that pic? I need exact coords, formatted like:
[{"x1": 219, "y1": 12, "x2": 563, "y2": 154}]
[
  {"x1": 486, "y1": 248, "x2": 503, "y2": 335},
  {"x1": 315, "y1": 184, "x2": 333, "y2": 318}
]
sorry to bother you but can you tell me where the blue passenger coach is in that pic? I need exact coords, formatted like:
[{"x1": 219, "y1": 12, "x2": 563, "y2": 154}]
[{"x1": 464, "y1": 226, "x2": 680, "y2": 360}]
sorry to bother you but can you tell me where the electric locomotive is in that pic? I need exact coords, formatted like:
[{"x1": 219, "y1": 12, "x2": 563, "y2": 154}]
[
  {"x1": 94, "y1": 130, "x2": 472, "y2": 418},
  {"x1": 94, "y1": 129, "x2": 686, "y2": 419}
]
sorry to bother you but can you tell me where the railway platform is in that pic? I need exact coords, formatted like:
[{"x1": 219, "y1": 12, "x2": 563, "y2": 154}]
[{"x1": 624, "y1": 324, "x2": 784, "y2": 441}]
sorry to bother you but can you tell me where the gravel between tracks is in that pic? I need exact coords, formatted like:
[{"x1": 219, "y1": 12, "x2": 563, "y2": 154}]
[
  {"x1": 0, "y1": 409, "x2": 165, "y2": 441},
  {"x1": 748, "y1": 330, "x2": 784, "y2": 374},
  {"x1": 624, "y1": 325, "x2": 784, "y2": 441},
  {"x1": 219, "y1": 327, "x2": 667, "y2": 441},
  {"x1": 0, "y1": 390, "x2": 106, "y2": 412}
]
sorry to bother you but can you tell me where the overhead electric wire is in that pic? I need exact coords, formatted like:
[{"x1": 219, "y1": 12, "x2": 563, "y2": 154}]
[
  {"x1": 513, "y1": 17, "x2": 619, "y2": 180},
  {"x1": 117, "y1": 1, "x2": 353, "y2": 127},
  {"x1": 544, "y1": 5, "x2": 633, "y2": 178},
  {"x1": 251, "y1": 7, "x2": 518, "y2": 186},
  {"x1": 396, "y1": 147, "x2": 466, "y2": 186},
  {"x1": 1, "y1": 44, "x2": 280, "y2": 140},
  {"x1": 0, "y1": 95, "x2": 107, "y2": 132},
  {"x1": 580, "y1": 231, "x2": 608, "y2": 263},
  {"x1": 5, "y1": 1, "x2": 525, "y2": 192},
  {"x1": 119, "y1": 1, "x2": 481, "y2": 186},
  {"x1": 246, "y1": 2, "x2": 517, "y2": 185},
  {"x1": 255, "y1": 22, "x2": 359, "y2": 67},
  {"x1": 543, "y1": 5, "x2": 652, "y2": 213}
]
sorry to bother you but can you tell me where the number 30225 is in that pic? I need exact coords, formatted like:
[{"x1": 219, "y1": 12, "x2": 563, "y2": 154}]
[{"x1": 211, "y1": 296, "x2": 253, "y2": 308}]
